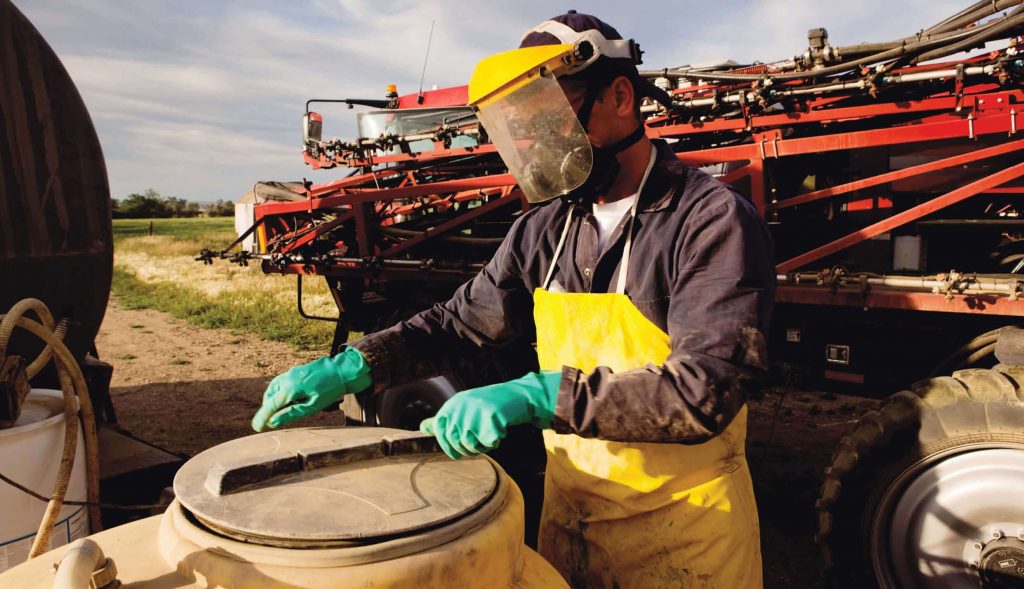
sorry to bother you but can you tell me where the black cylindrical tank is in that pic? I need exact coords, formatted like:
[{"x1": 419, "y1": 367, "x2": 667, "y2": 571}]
[{"x1": 0, "y1": 0, "x2": 112, "y2": 361}]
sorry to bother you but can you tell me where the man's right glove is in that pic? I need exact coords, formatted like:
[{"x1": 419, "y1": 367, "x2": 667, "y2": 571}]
[{"x1": 251, "y1": 348, "x2": 372, "y2": 431}]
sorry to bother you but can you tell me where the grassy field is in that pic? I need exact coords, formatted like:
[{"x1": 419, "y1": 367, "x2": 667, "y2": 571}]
[
  {"x1": 112, "y1": 217, "x2": 340, "y2": 350},
  {"x1": 112, "y1": 217, "x2": 237, "y2": 243}
]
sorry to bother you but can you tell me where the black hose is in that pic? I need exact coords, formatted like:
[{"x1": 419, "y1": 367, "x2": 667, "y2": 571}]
[
  {"x1": 836, "y1": 18, "x2": 1012, "y2": 57},
  {"x1": 926, "y1": 0, "x2": 1022, "y2": 35},
  {"x1": 926, "y1": 0, "x2": 994, "y2": 33},
  {"x1": 913, "y1": 6, "x2": 1024, "y2": 64},
  {"x1": 962, "y1": 342, "x2": 998, "y2": 367},
  {"x1": 689, "y1": 16, "x2": 1010, "y2": 83},
  {"x1": 664, "y1": 5, "x2": 1021, "y2": 83},
  {"x1": 841, "y1": 2, "x2": 1022, "y2": 58},
  {"x1": 930, "y1": 327, "x2": 1005, "y2": 377},
  {"x1": 379, "y1": 225, "x2": 505, "y2": 247}
]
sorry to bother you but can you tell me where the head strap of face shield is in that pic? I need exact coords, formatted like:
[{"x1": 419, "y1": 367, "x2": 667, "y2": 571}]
[{"x1": 522, "y1": 20, "x2": 643, "y2": 75}]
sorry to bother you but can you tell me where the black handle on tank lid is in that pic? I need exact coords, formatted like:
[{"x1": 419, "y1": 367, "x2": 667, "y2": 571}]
[{"x1": 204, "y1": 433, "x2": 441, "y2": 497}]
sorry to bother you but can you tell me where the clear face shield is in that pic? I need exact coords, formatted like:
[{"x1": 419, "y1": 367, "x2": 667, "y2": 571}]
[{"x1": 475, "y1": 73, "x2": 593, "y2": 203}]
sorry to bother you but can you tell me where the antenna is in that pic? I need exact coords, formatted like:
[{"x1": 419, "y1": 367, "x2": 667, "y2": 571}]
[{"x1": 417, "y1": 19, "x2": 435, "y2": 105}]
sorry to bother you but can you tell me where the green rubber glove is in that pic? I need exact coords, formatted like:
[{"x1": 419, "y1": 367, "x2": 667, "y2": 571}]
[
  {"x1": 420, "y1": 370, "x2": 561, "y2": 460},
  {"x1": 251, "y1": 348, "x2": 372, "y2": 432}
]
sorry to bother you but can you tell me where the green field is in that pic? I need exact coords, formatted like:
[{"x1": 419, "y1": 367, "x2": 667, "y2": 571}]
[
  {"x1": 112, "y1": 217, "x2": 237, "y2": 245},
  {"x1": 112, "y1": 217, "x2": 341, "y2": 351}
]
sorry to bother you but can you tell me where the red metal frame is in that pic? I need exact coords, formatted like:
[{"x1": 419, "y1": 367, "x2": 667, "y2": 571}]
[
  {"x1": 676, "y1": 107, "x2": 1023, "y2": 166},
  {"x1": 244, "y1": 47, "x2": 1024, "y2": 318},
  {"x1": 395, "y1": 85, "x2": 468, "y2": 109},
  {"x1": 777, "y1": 161, "x2": 1024, "y2": 272},
  {"x1": 376, "y1": 188, "x2": 520, "y2": 258},
  {"x1": 774, "y1": 139, "x2": 1024, "y2": 210}
]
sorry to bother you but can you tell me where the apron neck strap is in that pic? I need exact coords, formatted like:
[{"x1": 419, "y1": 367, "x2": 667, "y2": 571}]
[
  {"x1": 543, "y1": 208, "x2": 576, "y2": 290},
  {"x1": 615, "y1": 145, "x2": 658, "y2": 295},
  {"x1": 541, "y1": 144, "x2": 658, "y2": 294}
]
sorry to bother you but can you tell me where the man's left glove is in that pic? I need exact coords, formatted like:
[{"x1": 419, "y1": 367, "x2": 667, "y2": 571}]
[
  {"x1": 251, "y1": 348, "x2": 372, "y2": 432},
  {"x1": 420, "y1": 370, "x2": 561, "y2": 460}
]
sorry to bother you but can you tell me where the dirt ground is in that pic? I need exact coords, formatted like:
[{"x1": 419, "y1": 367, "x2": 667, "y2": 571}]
[
  {"x1": 96, "y1": 298, "x2": 331, "y2": 456},
  {"x1": 97, "y1": 297, "x2": 879, "y2": 588}
]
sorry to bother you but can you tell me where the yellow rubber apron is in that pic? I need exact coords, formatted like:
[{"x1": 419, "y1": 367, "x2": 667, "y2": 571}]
[{"x1": 534, "y1": 149, "x2": 763, "y2": 588}]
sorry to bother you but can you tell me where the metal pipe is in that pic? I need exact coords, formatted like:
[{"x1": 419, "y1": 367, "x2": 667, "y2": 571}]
[
  {"x1": 296, "y1": 275, "x2": 342, "y2": 323},
  {"x1": 642, "y1": 62, "x2": 1001, "y2": 115},
  {"x1": 778, "y1": 272, "x2": 1024, "y2": 294},
  {"x1": 773, "y1": 79, "x2": 867, "y2": 97},
  {"x1": 641, "y1": 90, "x2": 763, "y2": 113},
  {"x1": 251, "y1": 252, "x2": 487, "y2": 272},
  {"x1": 639, "y1": 59, "x2": 797, "y2": 79},
  {"x1": 882, "y1": 65, "x2": 995, "y2": 84},
  {"x1": 405, "y1": 127, "x2": 480, "y2": 143}
]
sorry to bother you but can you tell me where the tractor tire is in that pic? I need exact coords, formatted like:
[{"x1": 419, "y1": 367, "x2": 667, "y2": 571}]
[
  {"x1": 371, "y1": 376, "x2": 457, "y2": 431},
  {"x1": 816, "y1": 366, "x2": 1024, "y2": 588},
  {"x1": 343, "y1": 377, "x2": 456, "y2": 431}
]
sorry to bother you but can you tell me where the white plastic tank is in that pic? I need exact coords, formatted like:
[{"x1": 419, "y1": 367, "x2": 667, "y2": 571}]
[
  {"x1": 0, "y1": 389, "x2": 88, "y2": 572},
  {"x1": 0, "y1": 427, "x2": 567, "y2": 588}
]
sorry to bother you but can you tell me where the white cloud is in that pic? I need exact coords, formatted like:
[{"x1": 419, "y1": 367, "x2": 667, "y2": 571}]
[
  {"x1": 14, "y1": 0, "x2": 975, "y2": 201},
  {"x1": 121, "y1": 121, "x2": 295, "y2": 166}
]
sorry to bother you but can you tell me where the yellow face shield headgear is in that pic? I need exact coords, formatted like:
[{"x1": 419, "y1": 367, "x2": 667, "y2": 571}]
[{"x1": 468, "y1": 45, "x2": 593, "y2": 203}]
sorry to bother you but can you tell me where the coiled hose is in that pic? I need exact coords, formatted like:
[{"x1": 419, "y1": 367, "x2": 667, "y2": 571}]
[
  {"x1": 0, "y1": 298, "x2": 102, "y2": 558},
  {"x1": 929, "y1": 326, "x2": 1008, "y2": 377}
]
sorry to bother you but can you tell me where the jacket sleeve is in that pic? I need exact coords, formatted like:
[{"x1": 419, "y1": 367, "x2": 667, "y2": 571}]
[
  {"x1": 552, "y1": 188, "x2": 776, "y2": 443},
  {"x1": 349, "y1": 210, "x2": 537, "y2": 394}
]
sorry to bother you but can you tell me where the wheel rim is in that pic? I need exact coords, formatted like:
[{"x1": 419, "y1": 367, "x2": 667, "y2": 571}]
[
  {"x1": 872, "y1": 444, "x2": 1024, "y2": 588},
  {"x1": 370, "y1": 377, "x2": 456, "y2": 431}
]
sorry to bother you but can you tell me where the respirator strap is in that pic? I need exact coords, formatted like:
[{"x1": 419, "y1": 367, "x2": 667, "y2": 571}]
[
  {"x1": 577, "y1": 83, "x2": 601, "y2": 134},
  {"x1": 603, "y1": 123, "x2": 646, "y2": 155}
]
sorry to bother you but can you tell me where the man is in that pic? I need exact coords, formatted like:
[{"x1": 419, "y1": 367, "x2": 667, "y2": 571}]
[{"x1": 253, "y1": 11, "x2": 773, "y2": 588}]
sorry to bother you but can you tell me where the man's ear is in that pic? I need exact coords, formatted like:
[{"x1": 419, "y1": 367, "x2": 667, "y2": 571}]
[{"x1": 611, "y1": 75, "x2": 635, "y2": 117}]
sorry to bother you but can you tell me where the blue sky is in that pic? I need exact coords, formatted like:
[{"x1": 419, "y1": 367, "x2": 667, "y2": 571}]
[{"x1": 15, "y1": 0, "x2": 966, "y2": 202}]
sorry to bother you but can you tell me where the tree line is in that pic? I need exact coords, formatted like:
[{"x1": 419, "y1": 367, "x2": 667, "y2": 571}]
[{"x1": 112, "y1": 189, "x2": 234, "y2": 218}]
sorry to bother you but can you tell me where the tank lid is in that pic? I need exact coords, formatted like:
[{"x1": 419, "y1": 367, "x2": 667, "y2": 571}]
[{"x1": 173, "y1": 427, "x2": 498, "y2": 547}]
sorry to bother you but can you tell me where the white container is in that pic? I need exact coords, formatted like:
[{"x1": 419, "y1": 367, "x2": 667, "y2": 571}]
[
  {"x1": 0, "y1": 427, "x2": 568, "y2": 588},
  {"x1": 894, "y1": 235, "x2": 926, "y2": 271},
  {"x1": 234, "y1": 201, "x2": 257, "y2": 253},
  {"x1": 0, "y1": 389, "x2": 87, "y2": 572}
]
